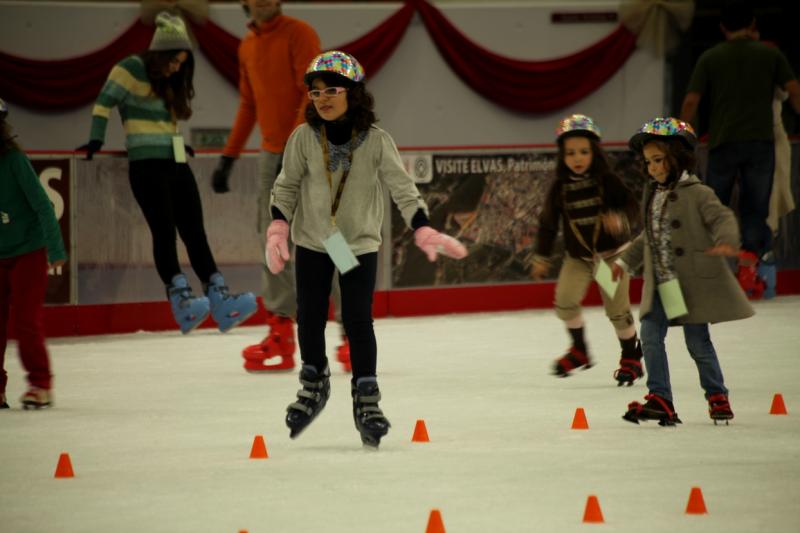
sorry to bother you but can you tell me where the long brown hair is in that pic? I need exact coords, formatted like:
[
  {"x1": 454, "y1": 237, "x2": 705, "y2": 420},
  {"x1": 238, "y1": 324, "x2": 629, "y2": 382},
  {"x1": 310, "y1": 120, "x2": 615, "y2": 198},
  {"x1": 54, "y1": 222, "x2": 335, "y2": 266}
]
[{"x1": 140, "y1": 50, "x2": 195, "y2": 120}]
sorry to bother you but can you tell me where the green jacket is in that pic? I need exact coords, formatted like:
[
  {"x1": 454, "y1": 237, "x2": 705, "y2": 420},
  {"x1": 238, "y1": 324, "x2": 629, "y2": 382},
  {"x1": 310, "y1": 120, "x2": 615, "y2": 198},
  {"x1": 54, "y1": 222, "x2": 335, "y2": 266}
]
[{"x1": 0, "y1": 149, "x2": 67, "y2": 263}]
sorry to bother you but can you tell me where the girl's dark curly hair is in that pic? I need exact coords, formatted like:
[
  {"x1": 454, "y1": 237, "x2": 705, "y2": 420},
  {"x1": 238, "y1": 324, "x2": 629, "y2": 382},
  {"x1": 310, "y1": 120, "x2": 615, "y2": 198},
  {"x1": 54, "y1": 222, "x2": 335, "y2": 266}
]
[
  {"x1": 140, "y1": 50, "x2": 195, "y2": 120},
  {"x1": 641, "y1": 138, "x2": 697, "y2": 183},
  {"x1": 305, "y1": 73, "x2": 376, "y2": 132},
  {"x1": 555, "y1": 133, "x2": 611, "y2": 181}
]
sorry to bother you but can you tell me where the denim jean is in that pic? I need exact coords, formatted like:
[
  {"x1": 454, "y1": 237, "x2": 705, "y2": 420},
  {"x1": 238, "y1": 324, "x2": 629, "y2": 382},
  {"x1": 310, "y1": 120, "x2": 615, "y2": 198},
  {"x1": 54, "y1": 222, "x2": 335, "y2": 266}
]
[
  {"x1": 705, "y1": 141, "x2": 774, "y2": 256},
  {"x1": 640, "y1": 291, "x2": 728, "y2": 403}
]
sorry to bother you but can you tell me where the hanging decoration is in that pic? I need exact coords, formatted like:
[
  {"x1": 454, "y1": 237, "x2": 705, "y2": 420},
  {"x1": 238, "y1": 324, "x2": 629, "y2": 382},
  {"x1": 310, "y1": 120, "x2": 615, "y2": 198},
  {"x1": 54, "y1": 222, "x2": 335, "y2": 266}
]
[
  {"x1": 620, "y1": 0, "x2": 694, "y2": 57},
  {"x1": 0, "y1": 0, "x2": 661, "y2": 114}
]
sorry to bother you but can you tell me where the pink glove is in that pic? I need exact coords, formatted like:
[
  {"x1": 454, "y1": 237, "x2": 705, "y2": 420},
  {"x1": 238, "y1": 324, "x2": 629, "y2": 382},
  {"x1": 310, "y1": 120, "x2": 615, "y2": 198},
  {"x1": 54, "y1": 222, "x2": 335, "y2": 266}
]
[
  {"x1": 414, "y1": 226, "x2": 468, "y2": 262},
  {"x1": 265, "y1": 220, "x2": 290, "y2": 274}
]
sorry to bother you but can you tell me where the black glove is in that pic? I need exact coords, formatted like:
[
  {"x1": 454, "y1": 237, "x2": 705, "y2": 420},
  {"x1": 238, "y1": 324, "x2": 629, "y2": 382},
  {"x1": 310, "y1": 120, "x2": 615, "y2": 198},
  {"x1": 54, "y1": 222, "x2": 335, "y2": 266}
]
[
  {"x1": 212, "y1": 156, "x2": 235, "y2": 193},
  {"x1": 185, "y1": 144, "x2": 195, "y2": 158},
  {"x1": 77, "y1": 140, "x2": 103, "y2": 161}
]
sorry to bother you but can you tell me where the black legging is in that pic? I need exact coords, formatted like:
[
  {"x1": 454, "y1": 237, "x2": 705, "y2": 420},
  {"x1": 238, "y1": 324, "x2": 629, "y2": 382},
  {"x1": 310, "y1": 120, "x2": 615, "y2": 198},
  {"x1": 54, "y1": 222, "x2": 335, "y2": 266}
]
[
  {"x1": 129, "y1": 159, "x2": 218, "y2": 286},
  {"x1": 295, "y1": 246, "x2": 377, "y2": 379}
]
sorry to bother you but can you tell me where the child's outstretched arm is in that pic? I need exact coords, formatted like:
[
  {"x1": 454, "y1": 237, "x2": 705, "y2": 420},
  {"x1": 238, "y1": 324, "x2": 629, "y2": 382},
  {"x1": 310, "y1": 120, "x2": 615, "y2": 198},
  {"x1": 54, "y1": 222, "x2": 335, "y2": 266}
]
[{"x1": 613, "y1": 232, "x2": 645, "y2": 281}]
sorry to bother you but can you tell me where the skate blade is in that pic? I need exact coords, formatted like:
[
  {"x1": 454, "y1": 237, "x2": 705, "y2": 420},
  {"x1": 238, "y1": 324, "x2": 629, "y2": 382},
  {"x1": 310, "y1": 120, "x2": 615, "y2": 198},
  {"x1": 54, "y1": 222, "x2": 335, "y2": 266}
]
[
  {"x1": 622, "y1": 412, "x2": 641, "y2": 424},
  {"x1": 22, "y1": 403, "x2": 51, "y2": 410}
]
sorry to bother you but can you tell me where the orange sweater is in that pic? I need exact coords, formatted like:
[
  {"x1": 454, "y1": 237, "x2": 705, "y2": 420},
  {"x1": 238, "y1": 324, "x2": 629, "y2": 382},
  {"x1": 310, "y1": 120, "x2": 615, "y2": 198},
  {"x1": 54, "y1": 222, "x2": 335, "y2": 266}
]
[{"x1": 223, "y1": 15, "x2": 321, "y2": 156}]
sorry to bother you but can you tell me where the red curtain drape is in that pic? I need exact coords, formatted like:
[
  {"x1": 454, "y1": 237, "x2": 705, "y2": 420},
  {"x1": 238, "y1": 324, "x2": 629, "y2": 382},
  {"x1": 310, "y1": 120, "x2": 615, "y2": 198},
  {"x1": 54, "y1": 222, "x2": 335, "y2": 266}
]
[
  {"x1": 0, "y1": 20, "x2": 153, "y2": 111},
  {"x1": 415, "y1": 0, "x2": 637, "y2": 113},
  {"x1": 337, "y1": 1, "x2": 415, "y2": 80},
  {"x1": 188, "y1": 18, "x2": 241, "y2": 87},
  {"x1": 0, "y1": 0, "x2": 638, "y2": 114},
  {"x1": 187, "y1": 1, "x2": 414, "y2": 88}
]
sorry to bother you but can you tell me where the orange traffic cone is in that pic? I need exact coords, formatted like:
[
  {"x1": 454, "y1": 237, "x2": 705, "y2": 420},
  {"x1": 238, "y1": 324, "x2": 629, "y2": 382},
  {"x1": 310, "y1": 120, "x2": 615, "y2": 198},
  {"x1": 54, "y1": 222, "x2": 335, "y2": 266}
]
[
  {"x1": 582, "y1": 495, "x2": 604, "y2": 523},
  {"x1": 54, "y1": 452, "x2": 74, "y2": 478},
  {"x1": 770, "y1": 393, "x2": 788, "y2": 415},
  {"x1": 412, "y1": 419, "x2": 430, "y2": 442},
  {"x1": 571, "y1": 407, "x2": 589, "y2": 430},
  {"x1": 425, "y1": 509, "x2": 445, "y2": 533},
  {"x1": 685, "y1": 486, "x2": 708, "y2": 514},
  {"x1": 250, "y1": 435, "x2": 269, "y2": 459}
]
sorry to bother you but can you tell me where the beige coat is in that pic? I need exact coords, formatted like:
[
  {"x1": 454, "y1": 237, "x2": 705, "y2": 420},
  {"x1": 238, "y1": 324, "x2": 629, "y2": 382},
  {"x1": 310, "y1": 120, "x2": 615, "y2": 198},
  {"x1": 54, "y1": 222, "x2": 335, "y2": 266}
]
[{"x1": 621, "y1": 174, "x2": 754, "y2": 325}]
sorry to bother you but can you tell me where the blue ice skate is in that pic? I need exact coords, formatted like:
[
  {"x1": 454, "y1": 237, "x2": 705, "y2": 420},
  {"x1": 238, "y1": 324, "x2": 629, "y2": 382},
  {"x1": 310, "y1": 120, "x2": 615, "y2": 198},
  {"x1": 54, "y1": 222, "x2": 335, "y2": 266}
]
[
  {"x1": 168, "y1": 273, "x2": 210, "y2": 334},
  {"x1": 758, "y1": 252, "x2": 776, "y2": 299},
  {"x1": 205, "y1": 273, "x2": 257, "y2": 333}
]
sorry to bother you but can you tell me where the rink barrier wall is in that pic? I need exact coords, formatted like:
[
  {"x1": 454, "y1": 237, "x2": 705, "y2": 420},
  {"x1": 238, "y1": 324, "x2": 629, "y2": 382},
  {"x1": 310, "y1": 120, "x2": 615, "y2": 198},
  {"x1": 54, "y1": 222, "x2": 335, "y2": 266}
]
[
  {"x1": 39, "y1": 272, "x2": 800, "y2": 337},
  {"x1": 18, "y1": 141, "x2": 800, "y2": 338}
]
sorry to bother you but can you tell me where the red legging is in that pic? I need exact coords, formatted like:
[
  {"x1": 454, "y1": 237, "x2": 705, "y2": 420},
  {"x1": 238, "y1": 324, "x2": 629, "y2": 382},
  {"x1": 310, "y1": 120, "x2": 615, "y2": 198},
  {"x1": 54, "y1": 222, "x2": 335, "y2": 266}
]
[{"x1": 0, "y1": 247, "x2": 52, "y2": 393}]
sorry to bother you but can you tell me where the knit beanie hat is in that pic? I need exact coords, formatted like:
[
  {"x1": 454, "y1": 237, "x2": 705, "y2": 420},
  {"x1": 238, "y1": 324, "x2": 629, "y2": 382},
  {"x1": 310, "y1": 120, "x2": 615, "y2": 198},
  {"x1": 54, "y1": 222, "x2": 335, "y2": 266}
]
[{"x1": 149, "y1": 12, "x2": 193, "y2": 51}]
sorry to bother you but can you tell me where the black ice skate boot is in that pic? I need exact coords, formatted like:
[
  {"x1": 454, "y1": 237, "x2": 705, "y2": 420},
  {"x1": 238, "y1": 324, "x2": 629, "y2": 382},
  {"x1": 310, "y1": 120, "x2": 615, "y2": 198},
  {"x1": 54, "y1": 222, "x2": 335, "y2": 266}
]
[
  {"x1": 708, "y1": 393, "x2": 734, "y2": 425},
  {"x1": 613, "y1": 337, "x2": 644, "y2": 386},
  {"x1": 352, "y1": 378, "x2": 391, "y2": 448},
  {"x1": 285, "y1": 365, "x2": 330, "y2": 439},
  {"x1": 623, "y1": 393, "x2": 682, "y2": 426},
  {"x1": 553, "y1": 346, "x2": 593, "y2": 377}
]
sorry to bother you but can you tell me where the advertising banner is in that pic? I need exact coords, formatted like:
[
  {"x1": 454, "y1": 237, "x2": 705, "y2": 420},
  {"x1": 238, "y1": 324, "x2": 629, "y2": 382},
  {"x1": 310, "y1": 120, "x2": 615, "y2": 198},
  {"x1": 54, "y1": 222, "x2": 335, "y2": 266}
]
[
  {"x1": 391, "y1": 150, "x2": 646, "y2": 288},
  {"x1": 30, "y1": 158, "x2": 71, "y2": 304}
]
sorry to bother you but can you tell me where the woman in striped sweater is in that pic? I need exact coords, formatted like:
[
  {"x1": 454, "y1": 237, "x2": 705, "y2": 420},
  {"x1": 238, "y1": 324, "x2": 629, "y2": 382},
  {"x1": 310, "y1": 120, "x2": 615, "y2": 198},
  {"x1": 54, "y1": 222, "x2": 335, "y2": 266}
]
[{"x1": 81, "y1": 12, "x2": 256, "y2": 334}]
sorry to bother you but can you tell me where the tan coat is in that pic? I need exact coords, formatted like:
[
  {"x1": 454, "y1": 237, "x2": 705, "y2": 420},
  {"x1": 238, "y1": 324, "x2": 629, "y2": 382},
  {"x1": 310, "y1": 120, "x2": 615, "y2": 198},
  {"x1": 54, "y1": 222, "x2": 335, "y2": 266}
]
[{"x1": 621, "y1": 174, "x2": 754, "y2": 325}]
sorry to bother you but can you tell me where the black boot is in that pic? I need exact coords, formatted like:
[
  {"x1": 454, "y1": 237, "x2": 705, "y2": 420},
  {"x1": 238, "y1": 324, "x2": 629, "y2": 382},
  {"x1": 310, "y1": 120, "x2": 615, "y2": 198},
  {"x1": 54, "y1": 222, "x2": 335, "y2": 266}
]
[
  {"x1": 352, "y1": 378, "x2": 391, "y2": 448},
  {"x1": 614, "y1": 336, "x2": 644, "y2": 386},
  {"x1": 553, "y1": 346, "x2": 593, "y2": 377},
  {"x1": 286, "y1": 365, "x2": 330, "y2": 439},
  {"x1": 623, "y1": 393, "x2": 682, "y2": 426}
]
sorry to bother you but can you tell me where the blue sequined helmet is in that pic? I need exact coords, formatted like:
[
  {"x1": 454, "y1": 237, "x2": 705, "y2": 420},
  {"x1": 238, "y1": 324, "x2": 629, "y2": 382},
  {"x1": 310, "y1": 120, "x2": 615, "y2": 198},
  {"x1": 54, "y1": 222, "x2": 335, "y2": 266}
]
[
  {"x1": 304, "y1": 50, "x2": 365, "y2": 87},
  {"x1": 629, "y1": 117, "x2": 697, "y2": 152},
  {"x1": 556, "y1": 114, "x2": 601, "y2": 142}
]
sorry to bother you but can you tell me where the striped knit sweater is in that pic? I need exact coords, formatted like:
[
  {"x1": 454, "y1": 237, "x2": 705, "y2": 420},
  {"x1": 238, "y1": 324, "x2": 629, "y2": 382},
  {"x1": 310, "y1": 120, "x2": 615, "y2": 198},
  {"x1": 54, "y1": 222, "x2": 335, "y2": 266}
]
[
  {"x1": 90, "y1": 55, "x2": 179, "y2": 161},
  {"x1": 535, "y1": 172, "x2": 638, "y2": 261}
]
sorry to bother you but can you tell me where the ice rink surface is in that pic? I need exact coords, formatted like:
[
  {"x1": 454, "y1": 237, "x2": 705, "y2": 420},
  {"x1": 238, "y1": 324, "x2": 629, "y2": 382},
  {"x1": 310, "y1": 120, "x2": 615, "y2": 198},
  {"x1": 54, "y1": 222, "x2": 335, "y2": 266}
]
[{"x1": 1, "y1": 296, "x2": 799, "y2": 533}]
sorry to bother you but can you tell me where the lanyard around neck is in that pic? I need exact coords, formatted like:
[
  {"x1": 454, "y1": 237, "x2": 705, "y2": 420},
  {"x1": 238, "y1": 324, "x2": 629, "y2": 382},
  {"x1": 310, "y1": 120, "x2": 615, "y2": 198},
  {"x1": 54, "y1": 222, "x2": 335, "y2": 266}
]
[{"x1": 320, "y1": 124, "x2": 357, "y2": 225}]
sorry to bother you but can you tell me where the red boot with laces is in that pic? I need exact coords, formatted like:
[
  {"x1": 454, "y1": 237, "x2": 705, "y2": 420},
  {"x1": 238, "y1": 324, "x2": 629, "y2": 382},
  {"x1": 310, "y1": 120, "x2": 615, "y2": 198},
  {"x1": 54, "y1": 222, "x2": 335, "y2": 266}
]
[{"x1": 242, "y1": 313, "x2": 296, "y2": 372}]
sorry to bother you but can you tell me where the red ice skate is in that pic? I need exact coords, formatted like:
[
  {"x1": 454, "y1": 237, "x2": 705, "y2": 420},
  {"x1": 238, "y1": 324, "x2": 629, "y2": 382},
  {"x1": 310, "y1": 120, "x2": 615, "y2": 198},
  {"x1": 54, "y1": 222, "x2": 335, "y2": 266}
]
[
  {"x1": 553, "y1": 346, "x2": 593, "y2": 377},
  {"x1": 335, "y1": 336, "x2": 352, "y2": 372},
  {"x1": 708, "y1": 393, "x2": 734, "y2": 425},
  {"x1": 613, "y1": 341, "x2": 644, "y2": 386},
  {"x1": 737, "y1": 251, "x2": 765, "y2": 300},
  {"x1": 242, "y1": 313, "x2": 296, "y2": 372}
]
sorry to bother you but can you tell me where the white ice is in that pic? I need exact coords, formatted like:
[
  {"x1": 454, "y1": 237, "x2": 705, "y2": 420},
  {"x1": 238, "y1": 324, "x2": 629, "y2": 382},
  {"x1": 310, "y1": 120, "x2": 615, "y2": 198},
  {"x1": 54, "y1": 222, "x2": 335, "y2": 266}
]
[{"x1": 1, "y1": 297, "x2": 799, "y2": 533}]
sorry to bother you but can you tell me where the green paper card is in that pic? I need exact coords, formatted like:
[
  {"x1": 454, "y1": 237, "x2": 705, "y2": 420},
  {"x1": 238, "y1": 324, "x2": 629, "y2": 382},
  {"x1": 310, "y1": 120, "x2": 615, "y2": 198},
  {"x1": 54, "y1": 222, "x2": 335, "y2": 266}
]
[
  {"x1": 323, "y1": 230, "x2": 360, "y2": 274},
  {"x1": 172, "y1": 135, "x2": 186, "y2": 163},
  {"x1": 658, "y1": 278, "x2": 689, "y2": 319},
  {"x1": 593, "y1": 259, "x2": 620, "y2": 299}
]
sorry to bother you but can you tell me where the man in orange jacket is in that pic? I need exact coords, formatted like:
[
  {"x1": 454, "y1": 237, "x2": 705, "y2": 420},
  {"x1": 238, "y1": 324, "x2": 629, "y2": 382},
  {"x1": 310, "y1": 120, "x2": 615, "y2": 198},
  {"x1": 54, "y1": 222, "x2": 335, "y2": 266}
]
[{"x1": 213, "y1": 1, "x2": 349, "y2": 372}]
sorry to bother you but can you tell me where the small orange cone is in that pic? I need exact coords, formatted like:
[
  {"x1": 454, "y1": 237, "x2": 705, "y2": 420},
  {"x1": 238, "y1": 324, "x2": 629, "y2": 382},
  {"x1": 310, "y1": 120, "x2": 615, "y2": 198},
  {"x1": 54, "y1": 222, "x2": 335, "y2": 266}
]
[
  {"x1": 685, "y1": 486, "x2": 708, "y2": 514},
  {"x1": 571, "y1": 407, "x2": 589, "y2": 430},
  {"x1": 582, "y1": 495, "x2": 604, "y2": 523},
  {"x1": 412, "y1": 419, "x2": 430, "y2": 442},
  {"x1": 54, "y1": 452, "x2": 74, "y2": 478},
  {"x1": 770, "y1": 393, "x2": 788, "y2": 415},
  {"x1": 425, "y1": 509, "x2": 445, "y2": 533},
  {"x1": 249, "y1": 435, "x2": 269, "y2": 459}
]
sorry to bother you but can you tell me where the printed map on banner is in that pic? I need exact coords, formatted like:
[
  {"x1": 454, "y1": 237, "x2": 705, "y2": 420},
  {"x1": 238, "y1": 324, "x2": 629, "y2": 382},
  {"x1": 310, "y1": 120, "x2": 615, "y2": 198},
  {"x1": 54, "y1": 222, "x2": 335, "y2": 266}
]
[{"x1": 391, "y1": 149, "x2": 646, "y2": 288}]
